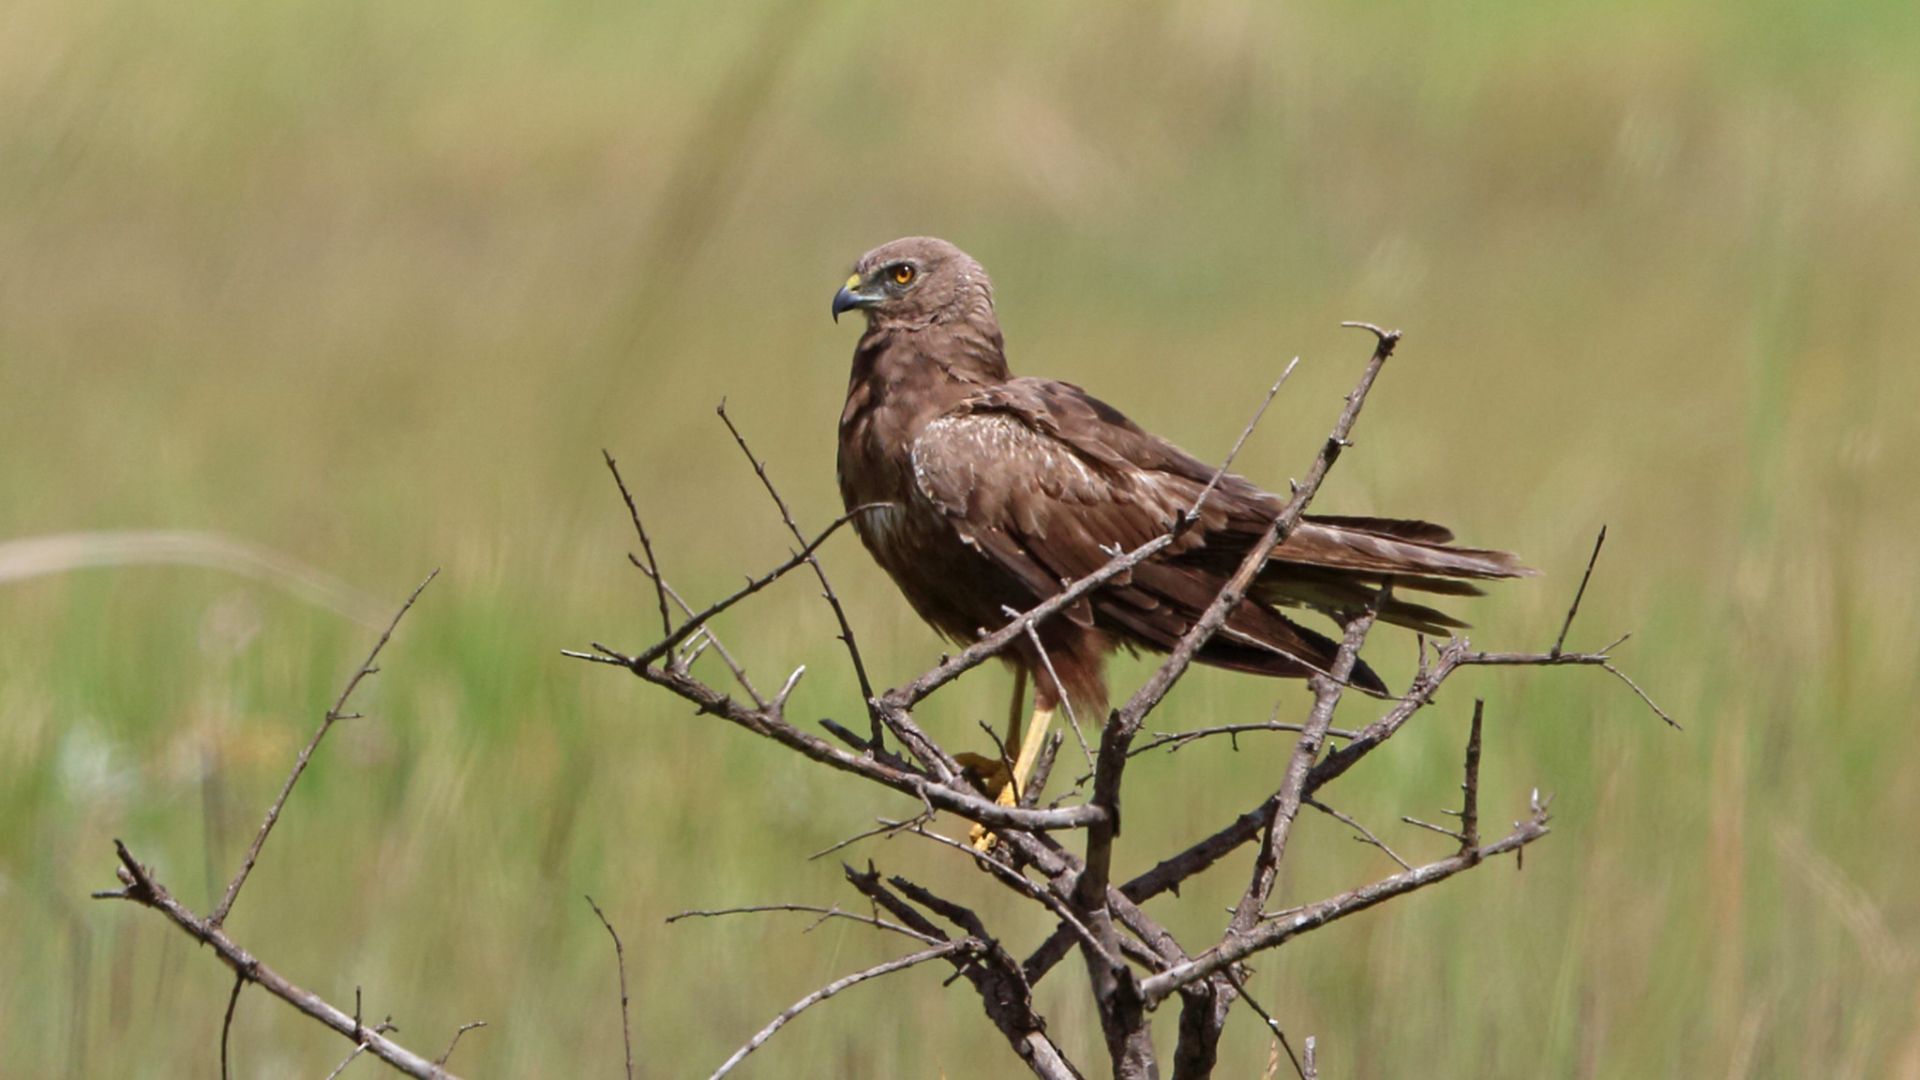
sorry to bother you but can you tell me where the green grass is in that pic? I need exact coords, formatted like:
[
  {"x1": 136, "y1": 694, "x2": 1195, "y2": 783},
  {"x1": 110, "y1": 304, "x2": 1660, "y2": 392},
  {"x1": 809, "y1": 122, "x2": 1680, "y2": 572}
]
[{"x1": 4, "y1": 1, "x2": 1919, "y2": 1075}]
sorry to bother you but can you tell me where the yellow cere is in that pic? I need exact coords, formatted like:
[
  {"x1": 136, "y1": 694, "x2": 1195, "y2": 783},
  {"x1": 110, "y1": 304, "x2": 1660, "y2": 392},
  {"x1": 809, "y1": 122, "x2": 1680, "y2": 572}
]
[{"x1": 844, "y1": 273, "x2": 862, "y2": 289}]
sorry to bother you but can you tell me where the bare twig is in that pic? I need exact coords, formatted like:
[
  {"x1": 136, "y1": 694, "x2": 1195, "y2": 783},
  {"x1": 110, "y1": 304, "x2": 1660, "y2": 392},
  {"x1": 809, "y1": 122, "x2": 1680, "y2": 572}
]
[
  {"x1": 585, "y1": 897, "x2": 636, "y2": 1080},
  {"x1": 1599, "y1": 661, "x2": 1681, "y2": 729},
  {"x1": 220, "y1": 971, "x2": 245, "y2": 1080},
  {"x1": 1130, "y1": 718, "x2": 1359, "y2": 758},
  {"x1": 1551, "y1": 526, "x2": 1606, "y2": 658},
  {"x1": 1181, "y1": 361, "x2": 1299, "y2": 530},
  {"x1": 1401, "y1": 816, "x2": 1467, "y2": 843},
  {"x1": 1109, "y1": 325, "x2": 1401, "y2": 755},
  {"x1": 94, "y1": 841, "x2": 460, "y2": 1078},
  {"x1": 710, "y1": 941, "x2": 979, "y2": 1080},
  {"x1": 210, "y1": 570, "x2": 438, "y2": 928},
  {"x1": 666, "y1": 903, "x2": 942, "y2": 946},
  {"x1": 879, "y1": 361, "x2": 1307, "y2": 720},
  {"x1": 842, "y1": 866, "x2": 1088, "y2": 1079},
  {"x1": 807, "y1": 812, "x2": 934, "y2": 861},
  {"x1": 1306, "y1": 798, "x2": 1413, "y2": 872},
  {"x1": 433, "y1": 1022, "x2": 486, "y2": 1075},
  {"x1": 603, "y1": 450, "x2": 675, "y2": 639},
  {"x1": 322, "y1": 1019, "x2": 395, "y2": 1080},
  {"x1": 1219, "y1": 968, "x2": 1305, "y2": 1080}
]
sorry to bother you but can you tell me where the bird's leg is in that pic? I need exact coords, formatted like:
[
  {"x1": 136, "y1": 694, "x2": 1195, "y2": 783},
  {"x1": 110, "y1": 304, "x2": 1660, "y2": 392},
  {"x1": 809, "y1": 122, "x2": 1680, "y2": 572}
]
[
  {"x1": 955, "y1": 667, "x2": 1026, "y2": 794},
  {"x1": 969, "y1": 670, "x2": 1059, "y2": 853},
  {"x1": 1009, "y1": 697, "x2": 1054, "y2": 803}
]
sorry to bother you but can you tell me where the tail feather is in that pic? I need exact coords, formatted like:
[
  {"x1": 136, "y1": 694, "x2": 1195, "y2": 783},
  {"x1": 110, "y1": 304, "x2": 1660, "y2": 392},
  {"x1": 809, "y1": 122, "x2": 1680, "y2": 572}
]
[
  {"x1": 1304, "y1": 514, "x2": 1456, "y2": 545},
  {"x1": 1276, "y1": 520, "x2": 1533, "y2": 581},
  {"x1": 1252, "y1": 517, "x2": 1532, "y2": 634}
]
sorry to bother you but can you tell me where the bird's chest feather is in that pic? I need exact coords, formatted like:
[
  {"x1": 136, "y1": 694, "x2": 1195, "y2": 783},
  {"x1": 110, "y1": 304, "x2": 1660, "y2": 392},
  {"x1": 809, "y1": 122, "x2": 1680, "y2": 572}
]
[
  {"x1": 839, "y1": 418, "x2": 949, "y2": 573},
  {"x1": 837, "y1": 367, "x2": 986, "y2": 615}
]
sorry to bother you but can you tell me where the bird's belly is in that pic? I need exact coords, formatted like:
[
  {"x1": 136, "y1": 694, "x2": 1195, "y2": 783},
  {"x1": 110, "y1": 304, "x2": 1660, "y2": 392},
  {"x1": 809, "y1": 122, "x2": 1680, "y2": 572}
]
[{"x1": 851, "y1": 499, "x2": 1022, "y2": 645}]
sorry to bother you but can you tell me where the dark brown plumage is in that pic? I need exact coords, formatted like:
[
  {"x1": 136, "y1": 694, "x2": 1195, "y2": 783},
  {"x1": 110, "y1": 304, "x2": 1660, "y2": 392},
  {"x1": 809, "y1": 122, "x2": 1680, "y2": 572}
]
[{"x1": 832, "y1": 237, "x2": 1528, "y2": 810}]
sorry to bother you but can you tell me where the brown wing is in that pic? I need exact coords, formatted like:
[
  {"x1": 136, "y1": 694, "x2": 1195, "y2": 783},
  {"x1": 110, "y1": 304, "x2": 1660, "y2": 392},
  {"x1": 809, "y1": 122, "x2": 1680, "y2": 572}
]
[
  {"x1": 910, "y1": 382, "x2": 1375, "y2": 688},
  {"x1": 912, "y1": 378, "x2": 1533, "y2": 689}
]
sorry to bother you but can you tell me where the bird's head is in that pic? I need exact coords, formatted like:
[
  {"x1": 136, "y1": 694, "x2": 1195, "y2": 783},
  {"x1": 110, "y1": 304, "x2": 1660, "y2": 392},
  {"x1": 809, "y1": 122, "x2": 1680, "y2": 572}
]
[{"x1": 831, "y1": 237, "x2": 994, "y2": 330}]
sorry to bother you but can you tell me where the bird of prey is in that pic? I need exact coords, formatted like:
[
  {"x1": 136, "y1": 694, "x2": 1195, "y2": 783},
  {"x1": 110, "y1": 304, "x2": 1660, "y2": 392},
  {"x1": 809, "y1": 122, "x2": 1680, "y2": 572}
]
[{"x1": 832, "y1": 237, "x2": 1528, "y2": 842}]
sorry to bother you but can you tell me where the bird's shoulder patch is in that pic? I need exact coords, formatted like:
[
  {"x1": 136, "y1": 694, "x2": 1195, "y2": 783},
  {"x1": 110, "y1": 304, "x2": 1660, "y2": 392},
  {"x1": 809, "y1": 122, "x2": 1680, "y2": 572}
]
[{"x1": 910, "y1": 409, "x2": 1109, "y2": 525}]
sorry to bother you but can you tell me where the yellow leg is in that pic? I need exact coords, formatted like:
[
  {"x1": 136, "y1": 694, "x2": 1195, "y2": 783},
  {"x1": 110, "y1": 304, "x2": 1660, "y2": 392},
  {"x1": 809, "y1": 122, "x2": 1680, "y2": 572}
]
[
  {"x1": 969, "y1": 671, "x2": 1059, "y2": 852},
  {"x1": 954, "y1": 668, "x2": 1026, "y2": 793},
  {"x1": 1006, "y1": 702, "x2": 1055, "y2": 807}
]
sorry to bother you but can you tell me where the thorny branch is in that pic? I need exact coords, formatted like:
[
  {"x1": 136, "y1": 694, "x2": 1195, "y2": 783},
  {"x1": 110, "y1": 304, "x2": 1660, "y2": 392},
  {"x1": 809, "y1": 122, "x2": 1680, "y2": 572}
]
[{"x1": 585, "y1": 324, "x2": 1672, "y2": 1078}]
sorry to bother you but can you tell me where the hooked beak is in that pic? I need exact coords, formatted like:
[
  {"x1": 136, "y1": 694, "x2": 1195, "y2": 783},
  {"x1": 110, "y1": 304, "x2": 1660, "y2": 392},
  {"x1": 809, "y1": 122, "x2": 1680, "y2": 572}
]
[{"x1": 831, "y1": 274, "x2": 880, "y2": 322}]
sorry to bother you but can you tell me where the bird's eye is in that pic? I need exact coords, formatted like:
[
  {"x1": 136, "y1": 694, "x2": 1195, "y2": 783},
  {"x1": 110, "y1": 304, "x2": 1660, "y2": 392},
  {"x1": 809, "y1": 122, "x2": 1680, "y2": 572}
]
[{"x1": 892, "y1": 264, "x2": 916, "y2": 286}]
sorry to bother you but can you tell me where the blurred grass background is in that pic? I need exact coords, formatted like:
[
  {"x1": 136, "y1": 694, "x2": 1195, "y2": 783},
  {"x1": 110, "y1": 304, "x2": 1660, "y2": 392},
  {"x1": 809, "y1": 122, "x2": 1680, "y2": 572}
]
[{"x1": 4, "y1": 0, "x2": 1918, "y2": 1075}]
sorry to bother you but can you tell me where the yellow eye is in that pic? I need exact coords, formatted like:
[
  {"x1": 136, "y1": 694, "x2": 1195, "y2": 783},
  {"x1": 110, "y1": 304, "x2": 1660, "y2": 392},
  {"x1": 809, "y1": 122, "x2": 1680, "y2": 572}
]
[{"x1": 892, "y1": 264, "x2": 915, "y2": 286}]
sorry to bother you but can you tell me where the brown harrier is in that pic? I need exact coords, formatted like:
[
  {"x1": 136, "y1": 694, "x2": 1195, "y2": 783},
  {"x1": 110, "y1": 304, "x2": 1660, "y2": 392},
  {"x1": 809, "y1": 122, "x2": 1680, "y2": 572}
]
[{"x1": 833, "y1": 237, "x2": 1527, "y2": 837}]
